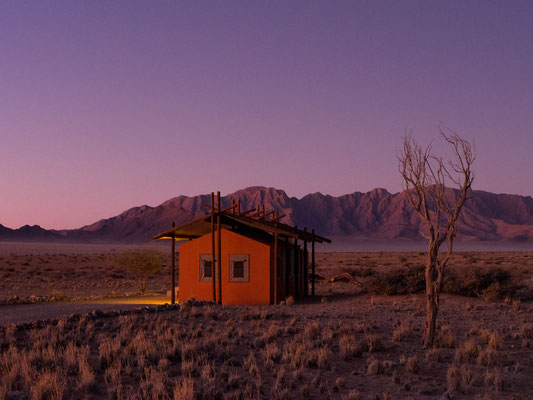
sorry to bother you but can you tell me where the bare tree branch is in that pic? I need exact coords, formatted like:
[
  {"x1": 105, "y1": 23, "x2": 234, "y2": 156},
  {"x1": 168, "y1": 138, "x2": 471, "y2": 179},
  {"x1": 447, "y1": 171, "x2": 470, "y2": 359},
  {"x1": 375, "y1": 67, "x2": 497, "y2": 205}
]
[{"x1": 398, "y1": 128, "x2": 475, "y2": 347}]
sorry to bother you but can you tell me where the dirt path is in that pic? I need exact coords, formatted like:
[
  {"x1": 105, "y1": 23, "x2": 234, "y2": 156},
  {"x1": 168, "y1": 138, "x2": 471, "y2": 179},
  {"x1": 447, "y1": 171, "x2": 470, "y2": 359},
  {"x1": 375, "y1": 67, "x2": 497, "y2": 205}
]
[{"x1": 0, "y1": 297, "x2": 169, "y2": 326}]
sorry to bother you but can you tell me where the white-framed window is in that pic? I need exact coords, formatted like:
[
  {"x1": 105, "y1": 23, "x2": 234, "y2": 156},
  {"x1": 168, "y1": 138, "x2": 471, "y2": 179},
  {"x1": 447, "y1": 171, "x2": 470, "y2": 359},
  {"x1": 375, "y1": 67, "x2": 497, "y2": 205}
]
[
  {"x1": 199, "y1": 254, "x2": 217, "y2": 282},
  {"x1": 229, "y1": 254, "x2": 249, "y2": 282}
]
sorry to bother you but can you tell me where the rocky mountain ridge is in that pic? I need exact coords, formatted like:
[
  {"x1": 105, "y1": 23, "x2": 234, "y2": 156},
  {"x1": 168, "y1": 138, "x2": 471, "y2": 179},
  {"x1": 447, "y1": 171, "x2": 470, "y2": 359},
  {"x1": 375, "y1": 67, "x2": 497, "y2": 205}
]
[{"x1": 2, "y1": 186, "x2": 533, "y2": 244}]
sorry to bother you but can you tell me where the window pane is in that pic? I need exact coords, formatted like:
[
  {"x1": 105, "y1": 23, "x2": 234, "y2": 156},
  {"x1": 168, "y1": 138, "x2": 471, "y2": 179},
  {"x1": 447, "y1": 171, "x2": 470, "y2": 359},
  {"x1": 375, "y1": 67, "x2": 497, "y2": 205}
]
[
  {"x1": 204, "y1": 260, "x2": 213, "y2": 277},
  {"x1": 233, "y1": 261, "x2": 245, "y2": 278}
]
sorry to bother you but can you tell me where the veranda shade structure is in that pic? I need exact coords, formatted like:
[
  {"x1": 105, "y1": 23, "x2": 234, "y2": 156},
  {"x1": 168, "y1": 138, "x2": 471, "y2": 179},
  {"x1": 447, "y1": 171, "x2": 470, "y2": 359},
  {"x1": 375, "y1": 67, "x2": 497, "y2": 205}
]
[
  {"x1": 152, "y1": 213, "x2": 331, "y2": 244},
  {"x1": 152, "y1": 192, "x2": 331, "y2": 305}
]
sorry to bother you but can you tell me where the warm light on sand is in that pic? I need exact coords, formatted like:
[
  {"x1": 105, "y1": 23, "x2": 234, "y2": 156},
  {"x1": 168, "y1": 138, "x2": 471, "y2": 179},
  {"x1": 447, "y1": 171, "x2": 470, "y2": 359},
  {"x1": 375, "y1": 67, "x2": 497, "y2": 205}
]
[{"x1": 83, "y1": 295, "x2": 171, "y2": 306}]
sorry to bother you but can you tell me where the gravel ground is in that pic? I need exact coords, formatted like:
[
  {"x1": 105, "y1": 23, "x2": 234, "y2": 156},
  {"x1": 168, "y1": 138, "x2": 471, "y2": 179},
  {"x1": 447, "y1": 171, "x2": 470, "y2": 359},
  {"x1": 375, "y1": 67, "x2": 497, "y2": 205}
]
[{"x1": 0, "y1": 302, "x2": 146, "y2": 326}]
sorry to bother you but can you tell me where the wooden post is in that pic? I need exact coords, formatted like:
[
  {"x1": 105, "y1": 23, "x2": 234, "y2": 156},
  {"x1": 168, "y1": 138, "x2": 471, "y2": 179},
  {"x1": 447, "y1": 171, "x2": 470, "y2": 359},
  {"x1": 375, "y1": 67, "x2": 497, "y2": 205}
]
[
  {"x1": 311, "y1": 229, "x2": 316, "y2": 296},
  {"x1": 211, "y1": 192, "x2": 216, "y2": 303},
  {"x1": 171, "y1": 222, "x2": 176, "y2": 305},
  {"x1": 237, "y1": 199, "x2": 241, "y2": 215},
  {"x1": 217, "y1": 191, "x2": 222, "y2": 305},
  {"x1": 231, "y1": 199, "x2": 235, "y2": 215},
  {"x1": 303, "y1": 228, "x2": 308, "y2": 297},
  {"x1": 274, "y1": 232, "x2": 278, "y2": 305},
  {"x1": 294, "y1": 237, "x2": 299, "y2": 299},
  {"x1": 285, "y1": 240, "x2": 290, "y2": 298}
]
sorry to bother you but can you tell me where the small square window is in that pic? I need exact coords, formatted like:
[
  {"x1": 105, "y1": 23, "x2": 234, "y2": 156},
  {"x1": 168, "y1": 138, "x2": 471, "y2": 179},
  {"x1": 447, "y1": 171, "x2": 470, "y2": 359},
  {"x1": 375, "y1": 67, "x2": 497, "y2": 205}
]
[
  {"x1": 199, "y1": 254, "x2": 217, "y2": 282},
  {"x1": 204, "y1": 261, "x2": 213, "y2": 278},
  {"x1": 229, "y1": 254, "x2": 249, "y2": 282},
  {"x1": 233, "y1": 261, "x2": 245, "y2": 278}
]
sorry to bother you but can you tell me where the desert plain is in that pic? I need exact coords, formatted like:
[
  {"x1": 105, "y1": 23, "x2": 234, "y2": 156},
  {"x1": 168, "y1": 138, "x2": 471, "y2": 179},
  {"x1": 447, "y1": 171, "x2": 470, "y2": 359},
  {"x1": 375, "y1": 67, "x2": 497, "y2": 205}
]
[{"x1": 0, "y1": 243, "x2": 532, "y2": 399}]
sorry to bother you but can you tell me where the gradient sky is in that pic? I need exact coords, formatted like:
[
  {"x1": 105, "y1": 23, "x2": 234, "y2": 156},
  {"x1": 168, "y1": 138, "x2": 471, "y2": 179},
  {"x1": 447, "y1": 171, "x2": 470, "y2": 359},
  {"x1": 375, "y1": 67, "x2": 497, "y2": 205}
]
[{"x1": 1, "y1": 1, "x2": 532, "y2": 229}]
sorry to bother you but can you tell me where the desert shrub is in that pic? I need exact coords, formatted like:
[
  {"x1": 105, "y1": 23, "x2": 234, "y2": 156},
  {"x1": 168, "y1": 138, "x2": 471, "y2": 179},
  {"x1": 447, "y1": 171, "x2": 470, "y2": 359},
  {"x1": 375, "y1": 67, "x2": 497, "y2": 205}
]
[
  {"x1": 365, "y1": 265, "x2": 425, "y2": 295},
  {"x1": 348, "y1": 267, "x2": 374, "y2": 277},
  {"x1": 366, "y1": 264, "x2": 530, "y2": 299},
  {"x1": 115, "y1": 248, "x2": 165, "y2": 294},
  {"x1": 442, "y1": 266, "x2": 511, "y2": 299}
]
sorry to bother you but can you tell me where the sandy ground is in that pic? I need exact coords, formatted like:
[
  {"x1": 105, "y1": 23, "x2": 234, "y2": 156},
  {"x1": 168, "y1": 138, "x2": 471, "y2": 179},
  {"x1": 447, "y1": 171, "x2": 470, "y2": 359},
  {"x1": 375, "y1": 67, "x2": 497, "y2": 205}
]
[
  {"x1": 1, "y1": 294, "x2": 532, "y2": 399},
  {"x1": 0, "y1": 302, "x2": 142, "y2": 326},
  {"x1": 1, "y1": 243, "x2": 532, "y2": 399}
]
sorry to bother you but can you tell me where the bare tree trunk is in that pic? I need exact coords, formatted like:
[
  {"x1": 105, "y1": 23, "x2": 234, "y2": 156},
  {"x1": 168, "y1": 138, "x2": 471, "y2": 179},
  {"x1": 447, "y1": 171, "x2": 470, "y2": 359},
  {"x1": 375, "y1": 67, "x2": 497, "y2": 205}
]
[
  {"x1": 424, "y1": 240, "x2": 439, "y2": 347},
  {"x1": 424, "y1": 281, "x2": 440, "y2": 347}
]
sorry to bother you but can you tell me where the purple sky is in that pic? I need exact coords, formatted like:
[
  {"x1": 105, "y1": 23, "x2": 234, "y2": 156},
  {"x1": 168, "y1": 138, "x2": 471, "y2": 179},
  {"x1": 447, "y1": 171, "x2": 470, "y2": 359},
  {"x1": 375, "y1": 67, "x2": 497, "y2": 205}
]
[{"x1": 1, "y1": 1, "x2": 532, "y2": 229}]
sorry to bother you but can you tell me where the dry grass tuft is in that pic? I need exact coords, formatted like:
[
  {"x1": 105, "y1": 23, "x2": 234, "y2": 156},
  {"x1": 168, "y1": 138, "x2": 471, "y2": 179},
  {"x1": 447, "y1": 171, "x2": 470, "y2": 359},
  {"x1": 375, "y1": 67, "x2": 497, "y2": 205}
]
[
  {"x1": 406, "y1": 355, "x2": 420, "y2": 374},
  {"x1": 339, "y1": 335, "x2": 360, "y2": 360},
  {"x1": 365, "y1": 333, "x2": 383, "y2": 353},
  {"x1": 455, "y1": 340, "x2": 479, "y2": 364},
  {"x1": 447, "y1": 365, "x2": 461, "y2": 393},
  {"x1": 484, "y1": 368, "x2": 504, "y2": 391},
  {"x1": 173, "y1": 377, "x2": 194, "y2": 400},
  {"x1": 367, "y1": 358, "x2": 383, "y2": 375},
  {"x1": 392, "y1": 323, "x2": 411, "y2": 342},
  {"x1": 30, "y1": 371, "x2": 66, "y2": 400},
  {"x1": 488, "y1": 332, "x2": 502, "y2": 350},
  {"x1": 437, "y1": 325, "x2": 456, "y2": 348}
]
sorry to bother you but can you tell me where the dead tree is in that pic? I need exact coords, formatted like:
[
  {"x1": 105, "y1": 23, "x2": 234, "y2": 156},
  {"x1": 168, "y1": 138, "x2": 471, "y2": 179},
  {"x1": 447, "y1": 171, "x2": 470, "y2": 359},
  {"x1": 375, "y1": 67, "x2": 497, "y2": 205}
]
[{"x1": 398, "y1": 128, "x2": 475, "y2": 348}]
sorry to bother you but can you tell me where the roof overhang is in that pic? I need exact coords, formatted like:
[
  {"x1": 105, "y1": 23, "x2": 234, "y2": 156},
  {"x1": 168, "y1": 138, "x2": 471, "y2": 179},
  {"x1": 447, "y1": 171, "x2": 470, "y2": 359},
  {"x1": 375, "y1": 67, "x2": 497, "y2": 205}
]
[{"x1": 152, "y1": 213, "x2": 331, "y2": 244}]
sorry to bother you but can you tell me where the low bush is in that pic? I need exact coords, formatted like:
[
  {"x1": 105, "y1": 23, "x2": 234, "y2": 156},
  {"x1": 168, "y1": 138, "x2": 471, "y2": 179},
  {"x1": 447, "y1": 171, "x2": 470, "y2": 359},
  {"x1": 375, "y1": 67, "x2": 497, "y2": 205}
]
[
  {"x1": 365, "y1": 265, "x2": 425, "y2": 295},
  {"x1": 364, "y1": 264, "x2": 529, "y2": 300},
  {"x1": 442, "y1": 266, "x2": 511, "y2": 299}
]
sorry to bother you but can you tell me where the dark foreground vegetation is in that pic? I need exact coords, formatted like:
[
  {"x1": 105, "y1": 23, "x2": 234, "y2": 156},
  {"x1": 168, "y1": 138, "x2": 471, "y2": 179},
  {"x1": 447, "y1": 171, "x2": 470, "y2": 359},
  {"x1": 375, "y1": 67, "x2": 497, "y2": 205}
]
[
  {"x1": 1, "y1": 295, "x2": 532, "y2": 399},
  {"x1": 332, "y1": 252, "x2": 533, "y2": 301},
  {"x1": 1, "y1": 249, "x2": 532, "y2": 399}
]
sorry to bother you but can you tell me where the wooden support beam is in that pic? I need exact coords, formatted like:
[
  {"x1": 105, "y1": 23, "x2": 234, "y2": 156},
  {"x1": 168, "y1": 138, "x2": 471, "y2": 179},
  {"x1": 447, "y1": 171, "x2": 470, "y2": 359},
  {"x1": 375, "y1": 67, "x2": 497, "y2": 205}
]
[
  {"x1": 264, "y1": 210, "x2": 275, "y2": 219},
  {"x1": 231, "y1": 199, "x2": 235, "y2": 215},
  {"x1": 274, "y1": 232, "x2": 278, "y2": 305},
  {"x1": 205, "y1": 204, "x2": 237, "y2": 214},
  {"x1": 237, "y1": 199, "x2": 241, "y2": 215},
  {"x1": 271, "y1": 213, "x2": 286, "y2": 222},
  {"x1": 240, "y1": 207, "x2": 256, "y2": 216},
  {"x1": 211, "y1": 192, "x2": 216, "y2": 303},
  {"x1": 285, "y1": 240, "x2": 290, "y2": 299},
  {"x1": 312, "y1": 228, "x2": 316, "y2": 296},
  {"x1": 171, "y1": 222, "x2": 176, "y2": 305},
  {"x1": 294, "y1": 237, "x2": 299, "y2": 299},
  {"x1": 217, "y1": 191, "x2": 222, "y2": 305},
  {"x1": 303, "y1": 228, "x2": 308, "y2": 297}
]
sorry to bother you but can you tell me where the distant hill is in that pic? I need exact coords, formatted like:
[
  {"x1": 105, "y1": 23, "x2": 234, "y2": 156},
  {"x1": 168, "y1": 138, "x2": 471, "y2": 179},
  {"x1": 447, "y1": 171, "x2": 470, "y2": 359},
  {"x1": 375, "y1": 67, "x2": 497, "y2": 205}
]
[{"x1": 1, "y1": 186, "x2": 533, "y2": 245}]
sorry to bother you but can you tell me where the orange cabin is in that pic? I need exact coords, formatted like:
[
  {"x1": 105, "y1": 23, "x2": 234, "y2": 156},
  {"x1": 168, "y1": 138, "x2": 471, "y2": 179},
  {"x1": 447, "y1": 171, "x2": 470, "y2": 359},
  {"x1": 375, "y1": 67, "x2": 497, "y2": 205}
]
[{"x1": 153, "y1": 194, "x2": 331, "y2": 305}]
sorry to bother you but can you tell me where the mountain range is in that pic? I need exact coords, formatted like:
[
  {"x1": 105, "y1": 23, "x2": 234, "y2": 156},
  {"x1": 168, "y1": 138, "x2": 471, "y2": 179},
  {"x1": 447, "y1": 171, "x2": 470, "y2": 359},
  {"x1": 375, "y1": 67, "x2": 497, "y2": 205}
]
[{"x1": 1, "y1": 186, "x2": 533, "y2": 246}]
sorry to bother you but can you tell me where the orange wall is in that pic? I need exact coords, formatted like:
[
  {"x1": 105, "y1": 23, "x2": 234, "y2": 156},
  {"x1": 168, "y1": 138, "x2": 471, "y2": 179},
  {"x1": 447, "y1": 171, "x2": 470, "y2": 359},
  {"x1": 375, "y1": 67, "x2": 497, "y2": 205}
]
[{"x1": 178, "y1": 229, "x2": 272, "y2": 305}]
